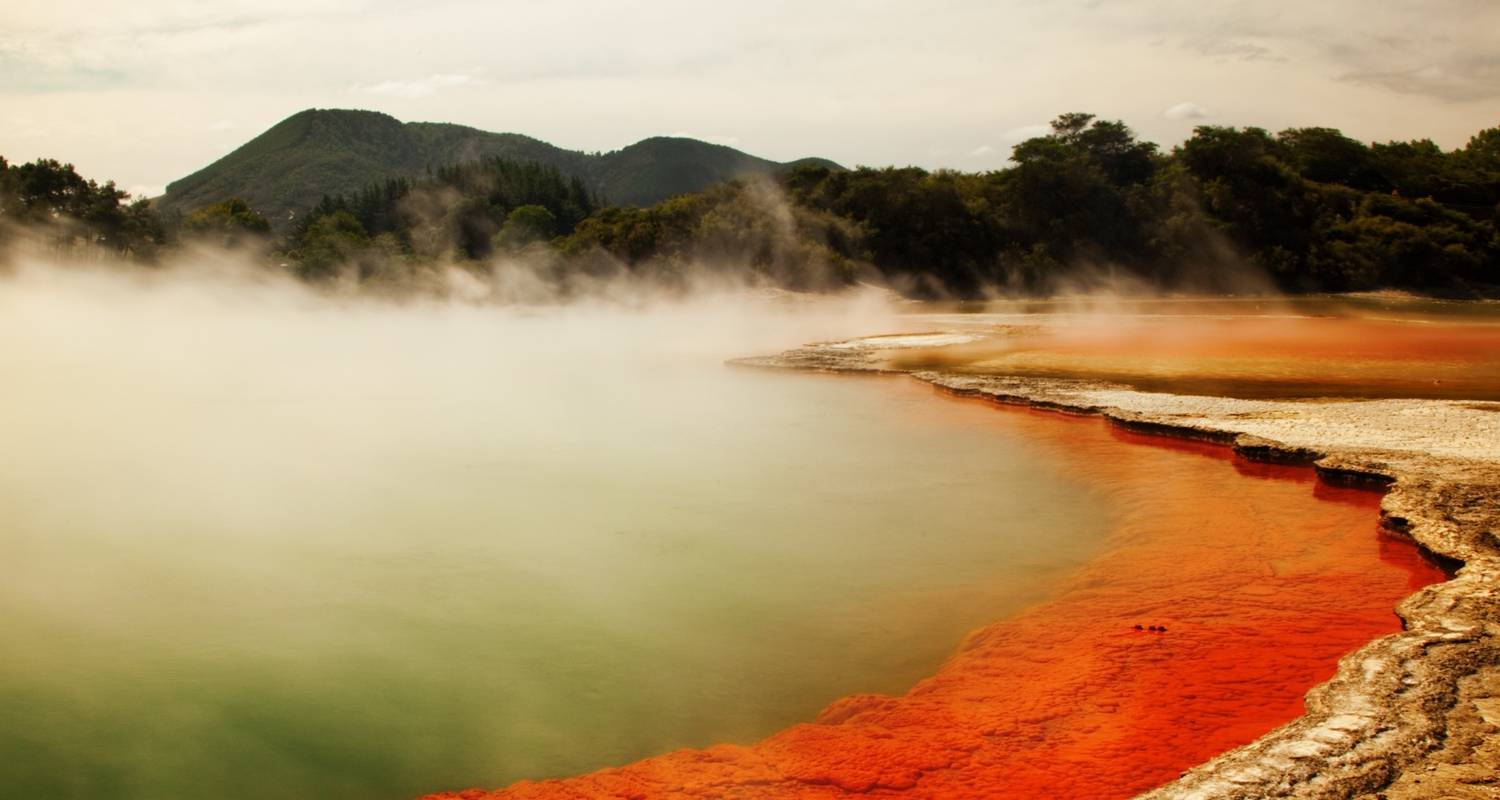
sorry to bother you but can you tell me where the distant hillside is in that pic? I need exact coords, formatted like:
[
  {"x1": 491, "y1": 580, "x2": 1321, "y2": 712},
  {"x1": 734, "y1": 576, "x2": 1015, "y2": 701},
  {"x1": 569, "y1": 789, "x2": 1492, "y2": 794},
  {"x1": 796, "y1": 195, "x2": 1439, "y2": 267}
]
[{"x1": 158, "y1": 109, "x2": 840, "y2": 228}]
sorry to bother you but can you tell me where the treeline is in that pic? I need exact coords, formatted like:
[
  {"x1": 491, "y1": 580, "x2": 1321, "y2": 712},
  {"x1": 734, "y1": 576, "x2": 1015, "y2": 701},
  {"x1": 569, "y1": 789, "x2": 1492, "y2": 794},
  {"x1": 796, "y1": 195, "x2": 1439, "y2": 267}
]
[
  {"x1": 0, "y1": 156, "x2": 166, "y2": 259},
  {"x1": 5, "y1": 114, "x2": 1498, "y2": 297},
  {"x1": 554, "y1": 182, "x2": 864, "y2": 290},
  {"x1": 0, "y1": 154, "x2": 598, "y2": 283},
  {"x1": 562, "y1": 114, "x2": 1500, "y2": 296},
  {"x1": 284, "y1": 157, "x2": 597, "y2": 280}
]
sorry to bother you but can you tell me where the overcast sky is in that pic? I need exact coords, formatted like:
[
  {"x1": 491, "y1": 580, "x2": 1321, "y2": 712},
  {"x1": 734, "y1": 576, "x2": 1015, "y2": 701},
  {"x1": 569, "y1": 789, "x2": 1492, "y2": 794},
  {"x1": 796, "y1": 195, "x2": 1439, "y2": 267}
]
[{"x1": 3, "y1": 0, "x2": 1497, "y2": 198}]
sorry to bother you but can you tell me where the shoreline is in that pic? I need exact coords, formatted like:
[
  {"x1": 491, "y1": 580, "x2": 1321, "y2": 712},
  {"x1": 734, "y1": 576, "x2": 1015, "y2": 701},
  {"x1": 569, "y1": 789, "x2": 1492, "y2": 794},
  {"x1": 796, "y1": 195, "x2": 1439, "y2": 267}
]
[{"x1": 731, "y1": 335, "x2": 1500, "y2": 799}]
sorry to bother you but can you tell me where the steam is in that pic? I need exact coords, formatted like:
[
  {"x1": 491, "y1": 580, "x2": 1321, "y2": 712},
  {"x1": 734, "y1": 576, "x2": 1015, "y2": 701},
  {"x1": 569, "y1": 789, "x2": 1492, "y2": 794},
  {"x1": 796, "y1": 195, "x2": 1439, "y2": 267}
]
[
  {"x1": 2, "y1": 155, "x2": 1286, "y2": 305},
  {"x1": 0, "y1": 248, "x2": 1121, "y2": 799}
]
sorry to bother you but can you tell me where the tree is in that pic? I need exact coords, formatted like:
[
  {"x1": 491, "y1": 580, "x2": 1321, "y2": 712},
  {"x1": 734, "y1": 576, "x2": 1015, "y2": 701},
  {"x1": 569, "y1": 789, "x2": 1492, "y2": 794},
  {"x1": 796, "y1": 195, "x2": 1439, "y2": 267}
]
[
  {"x1": 495, "y1": 204, "x2": 557, "y2": 248},
  {"x1": 290, "y1": 210, "x2": 371, "y2": 280},
  {"x1": 1277, "y1": 127, "x2": 1379, "y2": 188},
  {"x1": 1000, "y1": 114, "x2": 1160, "y2": 276},
  {"x1": 1463, "y1": 127, "x2": 1500, "y2": 170},
  {"x1": 183, "y1": 197, "x2": 271, "y2": 247}
]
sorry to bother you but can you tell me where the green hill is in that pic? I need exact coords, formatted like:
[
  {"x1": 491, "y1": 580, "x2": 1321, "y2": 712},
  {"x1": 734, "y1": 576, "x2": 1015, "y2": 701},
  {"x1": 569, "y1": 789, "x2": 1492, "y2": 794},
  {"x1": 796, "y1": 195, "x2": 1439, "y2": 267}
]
[{"x1": 158, "y1": 109, "x2": 840, "y2": 228}]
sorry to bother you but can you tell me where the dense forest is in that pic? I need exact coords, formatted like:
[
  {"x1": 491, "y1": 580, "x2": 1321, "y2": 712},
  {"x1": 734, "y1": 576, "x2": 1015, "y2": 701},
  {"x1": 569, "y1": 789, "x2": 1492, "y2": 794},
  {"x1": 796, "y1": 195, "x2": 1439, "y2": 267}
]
[
  {"x1": 4, "y1": 114, "x2": 1498, "y2": 297},
  {"x1": 283, "y1": 157, "x2": 596, "y2": 280},
  {"x1": 556, "y1": 115, "x2": 1500, "y2": 296}
]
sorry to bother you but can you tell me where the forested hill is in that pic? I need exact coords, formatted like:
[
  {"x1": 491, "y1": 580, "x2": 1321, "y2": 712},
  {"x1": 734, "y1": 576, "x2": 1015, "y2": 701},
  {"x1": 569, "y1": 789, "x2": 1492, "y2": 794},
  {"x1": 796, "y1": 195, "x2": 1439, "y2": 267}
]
[{"x1": 156, "y1": 109, "x2": 839, "y2": 228}]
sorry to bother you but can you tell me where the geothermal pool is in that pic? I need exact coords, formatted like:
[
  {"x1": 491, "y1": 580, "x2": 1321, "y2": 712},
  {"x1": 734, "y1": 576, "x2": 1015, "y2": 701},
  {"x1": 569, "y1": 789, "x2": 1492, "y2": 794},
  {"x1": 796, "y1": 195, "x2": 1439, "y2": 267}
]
[
  {"x1": 0, "y1": 274, "x2": 1115, "y2": 799},
  {"x1": 434, "y1": 401, "x2": 1448, "y2": 800},
  {"x1": 0, "y1": 275, "x2": 1454, "y2": 800}
]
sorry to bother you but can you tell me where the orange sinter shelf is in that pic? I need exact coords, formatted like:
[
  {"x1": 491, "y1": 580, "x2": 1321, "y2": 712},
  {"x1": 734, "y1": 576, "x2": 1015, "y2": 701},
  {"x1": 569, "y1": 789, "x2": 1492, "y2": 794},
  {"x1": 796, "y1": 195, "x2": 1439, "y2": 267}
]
[
  {"x1": 427, "y1": 389, "x2": 1449, "y2": 800},
  {"x1": 887, "y1": 316, "x2": 1500, "y2": 401}
]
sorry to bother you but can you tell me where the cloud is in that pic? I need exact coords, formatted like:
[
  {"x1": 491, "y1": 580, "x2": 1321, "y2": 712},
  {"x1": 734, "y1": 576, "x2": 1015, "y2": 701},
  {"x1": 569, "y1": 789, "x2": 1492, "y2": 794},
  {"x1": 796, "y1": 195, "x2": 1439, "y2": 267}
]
[
  {"x1": 1001, "y1": 124, "x2": 1052, "y2": 143},
  {"x1": 354, "y1": 72, "x2": 482, "y2": 98},
  {"x1": 1163, "y1": 102, "x2": 1214, "y2": 120},
  {"x1": 1181, "y1": 35, "x2": 1284, "y2": 63},
  {"x1": 1079, "y1": 0, "x2": 1500, "y2": 105},
  {"x1": 1338, "y1": 57, "x2": 1500, "y2": 103},
  {"x1": 0, "y1": 5, "x2": 331, "y2": 93},
  {"x1": 0, "y1": 44, "x2": 128, "y2": 92}
]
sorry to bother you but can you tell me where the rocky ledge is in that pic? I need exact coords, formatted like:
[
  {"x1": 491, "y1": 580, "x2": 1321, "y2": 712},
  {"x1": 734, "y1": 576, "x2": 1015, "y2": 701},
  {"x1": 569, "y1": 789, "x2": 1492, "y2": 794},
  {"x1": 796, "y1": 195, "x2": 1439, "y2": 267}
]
[{"x1": 733, "y1": 333, "x2": 1500, "y2": 799}]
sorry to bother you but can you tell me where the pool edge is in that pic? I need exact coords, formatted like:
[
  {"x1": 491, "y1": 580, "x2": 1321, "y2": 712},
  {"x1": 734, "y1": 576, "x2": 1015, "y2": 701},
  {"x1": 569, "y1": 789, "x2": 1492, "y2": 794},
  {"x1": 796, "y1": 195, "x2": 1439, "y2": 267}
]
[{"x1": 733, "y1": 345, "x2": 1500, "y2": 800}]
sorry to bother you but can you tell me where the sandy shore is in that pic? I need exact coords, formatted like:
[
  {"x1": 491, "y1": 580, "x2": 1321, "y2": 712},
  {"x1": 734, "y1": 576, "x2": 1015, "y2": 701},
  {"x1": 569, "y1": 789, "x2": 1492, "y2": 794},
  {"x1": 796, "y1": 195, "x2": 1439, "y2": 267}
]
[{"x1": 733, "y1": 332, "x2": 1500, "y2": 799}]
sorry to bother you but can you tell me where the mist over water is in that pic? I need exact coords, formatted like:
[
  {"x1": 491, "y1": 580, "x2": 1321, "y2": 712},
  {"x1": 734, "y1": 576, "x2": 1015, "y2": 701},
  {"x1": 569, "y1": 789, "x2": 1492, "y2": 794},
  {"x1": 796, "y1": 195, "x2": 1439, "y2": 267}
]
[{"x1": 0, "y1": 264, "x2": 1112, "y2": 799}]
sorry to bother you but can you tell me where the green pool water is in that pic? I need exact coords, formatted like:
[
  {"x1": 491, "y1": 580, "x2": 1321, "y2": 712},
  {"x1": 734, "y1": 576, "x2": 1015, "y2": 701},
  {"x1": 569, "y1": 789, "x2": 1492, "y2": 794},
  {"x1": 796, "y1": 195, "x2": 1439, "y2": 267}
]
[{"x1": 0, "y1": 274, "x2": 1111, "y2": 799}]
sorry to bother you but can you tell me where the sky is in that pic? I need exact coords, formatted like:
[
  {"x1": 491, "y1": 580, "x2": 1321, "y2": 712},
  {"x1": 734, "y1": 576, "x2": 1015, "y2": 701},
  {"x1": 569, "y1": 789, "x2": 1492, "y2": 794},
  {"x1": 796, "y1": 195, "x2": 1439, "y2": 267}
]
[{"x1": 2, "y1": 0, "x2": 1497, "y2": 198}]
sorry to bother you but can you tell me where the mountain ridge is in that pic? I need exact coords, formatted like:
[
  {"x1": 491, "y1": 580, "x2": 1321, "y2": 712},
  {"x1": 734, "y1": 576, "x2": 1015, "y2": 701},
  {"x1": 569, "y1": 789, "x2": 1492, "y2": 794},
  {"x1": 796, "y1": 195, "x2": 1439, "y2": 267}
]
[{"x1": 158, "y1": 109, "x2": 840, "y2": 228}]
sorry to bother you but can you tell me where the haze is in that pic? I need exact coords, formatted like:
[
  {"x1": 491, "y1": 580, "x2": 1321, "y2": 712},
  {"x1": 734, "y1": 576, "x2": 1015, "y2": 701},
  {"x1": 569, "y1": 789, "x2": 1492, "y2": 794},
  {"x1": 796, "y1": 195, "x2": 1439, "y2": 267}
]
[{"x1": 3, "y1": 0, "x2": 1497, "y2": 199}]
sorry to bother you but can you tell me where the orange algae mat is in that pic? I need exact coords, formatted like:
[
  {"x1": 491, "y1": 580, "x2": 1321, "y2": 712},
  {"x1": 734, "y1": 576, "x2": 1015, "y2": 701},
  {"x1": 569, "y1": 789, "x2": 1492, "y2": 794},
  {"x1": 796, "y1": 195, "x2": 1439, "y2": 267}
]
[
  {"x1": 890, "y1": 317, "x2": 1500, "y2": 400},
  {"x1": 428, "y1": 390, "x2": 1449, "y2": 800}
]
